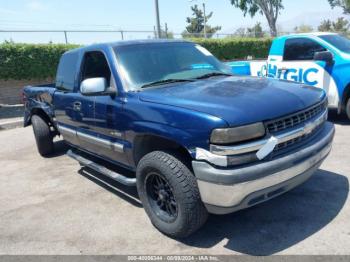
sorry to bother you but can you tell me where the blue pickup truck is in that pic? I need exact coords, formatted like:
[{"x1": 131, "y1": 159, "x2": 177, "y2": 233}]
[
  {"x1": 23, "y1": 40, "x2": 334, "y2": 238},
  {"x1": 228, "y1": 33, "x2": 350, "y2": 120}
]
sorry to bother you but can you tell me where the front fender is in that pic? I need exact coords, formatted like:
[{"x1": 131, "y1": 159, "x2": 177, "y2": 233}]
[
  {"x1": 330, "y1": 63, "x2": 350, "y2": 109},
  {"x1": 124, "y1": 99, "x2": 228, "y2": 150},
  {"x1": 122, "y1": 96, "x2": 228, "y2": 168},
  {"x1": 130, "y1": 121, "x2": 195, "y2": 153}
]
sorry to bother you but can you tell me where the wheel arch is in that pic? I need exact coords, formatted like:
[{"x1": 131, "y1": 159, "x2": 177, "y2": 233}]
[
  {"x1": 29, "y1": 108, "x2": 58, "y2": 134},
  {"x1": 30, "y1": 108, "x2": 52, "y2": 125},
  {"x1": 132, "y1": 134, "x2": 193, "y2": 169}
]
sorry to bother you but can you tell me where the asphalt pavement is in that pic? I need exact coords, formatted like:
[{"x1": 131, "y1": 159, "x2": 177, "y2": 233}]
[{"x1": 0, "y1": 112, "x2": 349, "y2": 255}]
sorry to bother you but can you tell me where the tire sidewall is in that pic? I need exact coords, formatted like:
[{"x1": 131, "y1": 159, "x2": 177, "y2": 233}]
[
  {"x1": 346, "y1": 98, "x2": 350, "y2": 121},
  {"x1": 137, "y1": 162, "x2": 189, "y2": 236},
  {"x1": 31, "y1": 115, "x2": 54, "y2": 156}
]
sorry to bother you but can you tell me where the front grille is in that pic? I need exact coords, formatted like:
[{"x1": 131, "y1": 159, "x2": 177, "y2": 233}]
[
  {"x1": 274, "y1": 125, "x2": 322, "y2": 152},
  {"x1": 266, "y1": 99, "x2": 327, "y2": 133}
]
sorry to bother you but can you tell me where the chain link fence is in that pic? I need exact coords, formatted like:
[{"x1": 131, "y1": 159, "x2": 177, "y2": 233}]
[
  {"x1": 0, "y1": 29, "x2": 284, "y2": 44},
  {"x1": 1, "y1": 29, "x2": 348, "y2": 44}
]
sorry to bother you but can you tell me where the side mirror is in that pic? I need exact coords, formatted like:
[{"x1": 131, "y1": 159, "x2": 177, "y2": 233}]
[
  {"x1": 80, "y1": 77, "x2": 115, "y2": 96},
  {"x1": 314, "y1": 51, "x2": 334, "y2": 66}
]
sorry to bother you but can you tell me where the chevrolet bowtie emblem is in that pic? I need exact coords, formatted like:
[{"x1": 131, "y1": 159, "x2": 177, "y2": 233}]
[{"x1": 304, "y1": 122, "x2": 314, "y2": 134}]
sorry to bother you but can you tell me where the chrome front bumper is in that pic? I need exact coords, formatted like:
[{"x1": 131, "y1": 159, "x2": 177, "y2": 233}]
[{"x1": 192, "y1": 122, "x2": 335, "y2": 215}]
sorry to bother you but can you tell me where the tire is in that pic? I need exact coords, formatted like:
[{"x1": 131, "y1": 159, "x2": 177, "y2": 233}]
[
  {"x1": 136, "y1": 150, "x2": 208, "y2": 238},
  {"x1": 31, "y1": 115, "x2": 54, "y2": 156},
  {"x1": 346, "y1": 98, "x2": 350, "y2": 121}
]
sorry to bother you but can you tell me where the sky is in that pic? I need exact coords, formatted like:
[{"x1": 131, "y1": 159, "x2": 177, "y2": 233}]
[{"x1": 0, "y1": 0, "x2": 346, "y2": 44}]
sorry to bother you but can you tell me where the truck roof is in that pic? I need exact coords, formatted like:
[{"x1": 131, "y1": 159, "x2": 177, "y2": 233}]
[
  {"x1": 64, "y1": 39, "x2": 191, "y2": 54},
  {"x1": 274, "y1": 32, "x2": 338, "y2": 42}
]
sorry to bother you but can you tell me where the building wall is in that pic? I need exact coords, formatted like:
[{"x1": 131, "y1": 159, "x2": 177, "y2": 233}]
[{"x1": 0, "y1": 79, "x2": 53, "y2": 105}]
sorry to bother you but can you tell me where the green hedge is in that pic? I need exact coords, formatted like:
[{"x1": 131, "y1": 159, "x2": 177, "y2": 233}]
[
  {"x1": 0, "y1": 43, "x2": 80, "y2": 80},
  {"x1": 193, "y1": 38, "x2": 272, "y2": 60},
  {"x1": 0, "y1": 38, "x2": 272, "y2": 80}
]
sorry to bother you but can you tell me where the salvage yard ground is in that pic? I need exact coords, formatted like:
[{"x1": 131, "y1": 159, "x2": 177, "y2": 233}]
[{"x1": 0, "y1": 111, "x2": 349, "y2": 255}]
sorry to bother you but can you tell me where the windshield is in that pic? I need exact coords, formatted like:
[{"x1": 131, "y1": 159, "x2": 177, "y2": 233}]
[
  {"x1": 319, "y1": 34, "x2": 350, "y2": 53},
  {"x1": 113, "y1": 42, "x2": 232, "y2": 90}
]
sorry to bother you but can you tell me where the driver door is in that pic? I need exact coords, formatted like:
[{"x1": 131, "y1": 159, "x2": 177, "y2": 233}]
[{"x1": 77, "y1": 51, "x2": 128, "y2": 165}]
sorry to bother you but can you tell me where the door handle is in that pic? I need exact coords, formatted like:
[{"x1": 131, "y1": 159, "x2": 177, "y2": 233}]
[{"x1": 73, "y1": 101, "x2": 82, "y2": 111}]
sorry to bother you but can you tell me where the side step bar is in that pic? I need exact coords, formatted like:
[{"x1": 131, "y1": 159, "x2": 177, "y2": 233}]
[{"x1": 67, "y1": 150, "x2": 136, "y2": 186}]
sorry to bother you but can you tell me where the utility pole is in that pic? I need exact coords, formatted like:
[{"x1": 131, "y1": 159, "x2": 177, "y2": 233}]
[
  {"x1": 64, "y1": 31, "x2": 68, "y2": 44},
  {"x1": 203, "y1": 3, "x2": 207, "y2": 38},
  {"x1": 154, "y1": 0, "x2": 162, "y2": 38},
  {"x1": 165, "y1": 23, "x2": 168, "y2": 38}
]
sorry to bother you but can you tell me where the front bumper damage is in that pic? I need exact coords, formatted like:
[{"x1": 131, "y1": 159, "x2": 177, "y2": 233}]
[{"x1": 192, "y1": 122, "x2": 335, "y2": 215}]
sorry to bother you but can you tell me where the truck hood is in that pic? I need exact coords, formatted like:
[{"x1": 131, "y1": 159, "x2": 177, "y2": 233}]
[{"x1": 138, "y1": 76, "x2": 326, "y2": 127}]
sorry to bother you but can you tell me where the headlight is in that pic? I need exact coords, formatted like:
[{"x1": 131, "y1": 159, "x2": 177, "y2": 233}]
[{"x1": 210, "y1": 122, "x2": 266, "y2": 145}]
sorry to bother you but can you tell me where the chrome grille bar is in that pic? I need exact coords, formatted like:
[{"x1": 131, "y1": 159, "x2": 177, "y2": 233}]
[{"x1": 210, "y1": 109, "x2": 328, "y2": 156}]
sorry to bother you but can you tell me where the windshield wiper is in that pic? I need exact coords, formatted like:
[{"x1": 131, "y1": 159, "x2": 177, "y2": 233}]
[
  {"x1": 140, "y1": 79, "x2": 195, "y2": 89},
  {"x1": 194, "y1": 72, "x2": 233, "y2": 80}
]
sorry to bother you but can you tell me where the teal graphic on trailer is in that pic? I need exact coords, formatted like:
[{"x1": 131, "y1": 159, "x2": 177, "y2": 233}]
[{"x1": 227, "y1": 33, "x2": 350, "y2": 120}]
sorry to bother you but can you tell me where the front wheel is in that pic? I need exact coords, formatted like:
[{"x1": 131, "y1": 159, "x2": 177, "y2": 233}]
[
  {"x1": 346, "y1": 98, "x2": 350, "y2": 121},
  {"x1": 136, "y1": 151, "x2": 208, "y2": 238}
]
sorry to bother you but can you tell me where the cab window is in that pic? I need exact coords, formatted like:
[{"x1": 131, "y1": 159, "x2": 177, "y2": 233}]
[
  {"x1": 56, "y1": 51, "x2": 79, "y2": 91},
  {"x1": 80, "y1": 51, "x2": 113, "y2": 87},
  {"x1": 283, "y1": 38, "x2": 326, "y2": 61}
]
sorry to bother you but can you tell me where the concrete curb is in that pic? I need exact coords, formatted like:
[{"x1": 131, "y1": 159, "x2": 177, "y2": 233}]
[
  {"x1": 0, "y1": 118, "x2": 23, "y2": 131},
  {"x1": 0, "y1": 104, "x2": 24, "y2": 131}
]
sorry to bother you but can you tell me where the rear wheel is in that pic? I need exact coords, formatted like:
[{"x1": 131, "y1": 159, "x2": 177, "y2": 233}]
[
  {"x1": 31, "y1": 115, "x2": 54, "y2": 156},
  {"x1": 136, "y1": 151, "x2": 208, "y2": 238}
]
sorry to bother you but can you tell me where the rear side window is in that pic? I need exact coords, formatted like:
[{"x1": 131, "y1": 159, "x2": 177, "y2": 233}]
[
  {"x1": 80, "y1": 51, "x2": 112, "y2": 86},
  {"x1": 283, "y1": 38, "x2": 326, "y2": 61},
  {"x1": 56, "y1": 51, "x2": 79, "y2": 91}
]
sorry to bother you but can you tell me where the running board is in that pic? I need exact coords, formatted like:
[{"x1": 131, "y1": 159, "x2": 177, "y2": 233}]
[{"x1": 67, "y1": 150, "x2": 136, "y2": 186}]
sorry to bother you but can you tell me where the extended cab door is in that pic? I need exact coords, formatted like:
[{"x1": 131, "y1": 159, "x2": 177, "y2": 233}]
[
  {"x1": 269, "y1": 37, "x2": 339, "y2": 107},
  {"x1": 54, "y1": 51, "x2": 81, "y2": 146},
  {"x1": 55, "y1": 50, "x2": 95, "y2": 149}
]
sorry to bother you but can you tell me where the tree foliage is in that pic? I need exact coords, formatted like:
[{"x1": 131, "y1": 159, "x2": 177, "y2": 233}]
[
  {"x1": 318, "y1": 20, "x2": 333, "y2": 32},
  {"x1": 233, "y1": 23, "x2": 264, "y2": 38},
  {"x1": 247, "y1": 22, "x2": 264, "y2": 37},
  {"x1": 318, "y1": 17, "x2": 349, "y2": 33},
  {"x1": 183, "y1": 5, "x2": 221, "y2": 38},
  {"x1": 234, "y1": 27, "x2": 247, "y2": 37},
  {"x1": 328, "y1": 0, "x2": 350, "y2": 14},
  {"x1": 294, "y1": 24, "x2": 313, "y2": 33},
  {"x1": 332, "y1": 17, "x2": 349, "y2": 33},
  {"x1": 230, "y1": 0, "x2": 283, "y2": 37}
]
